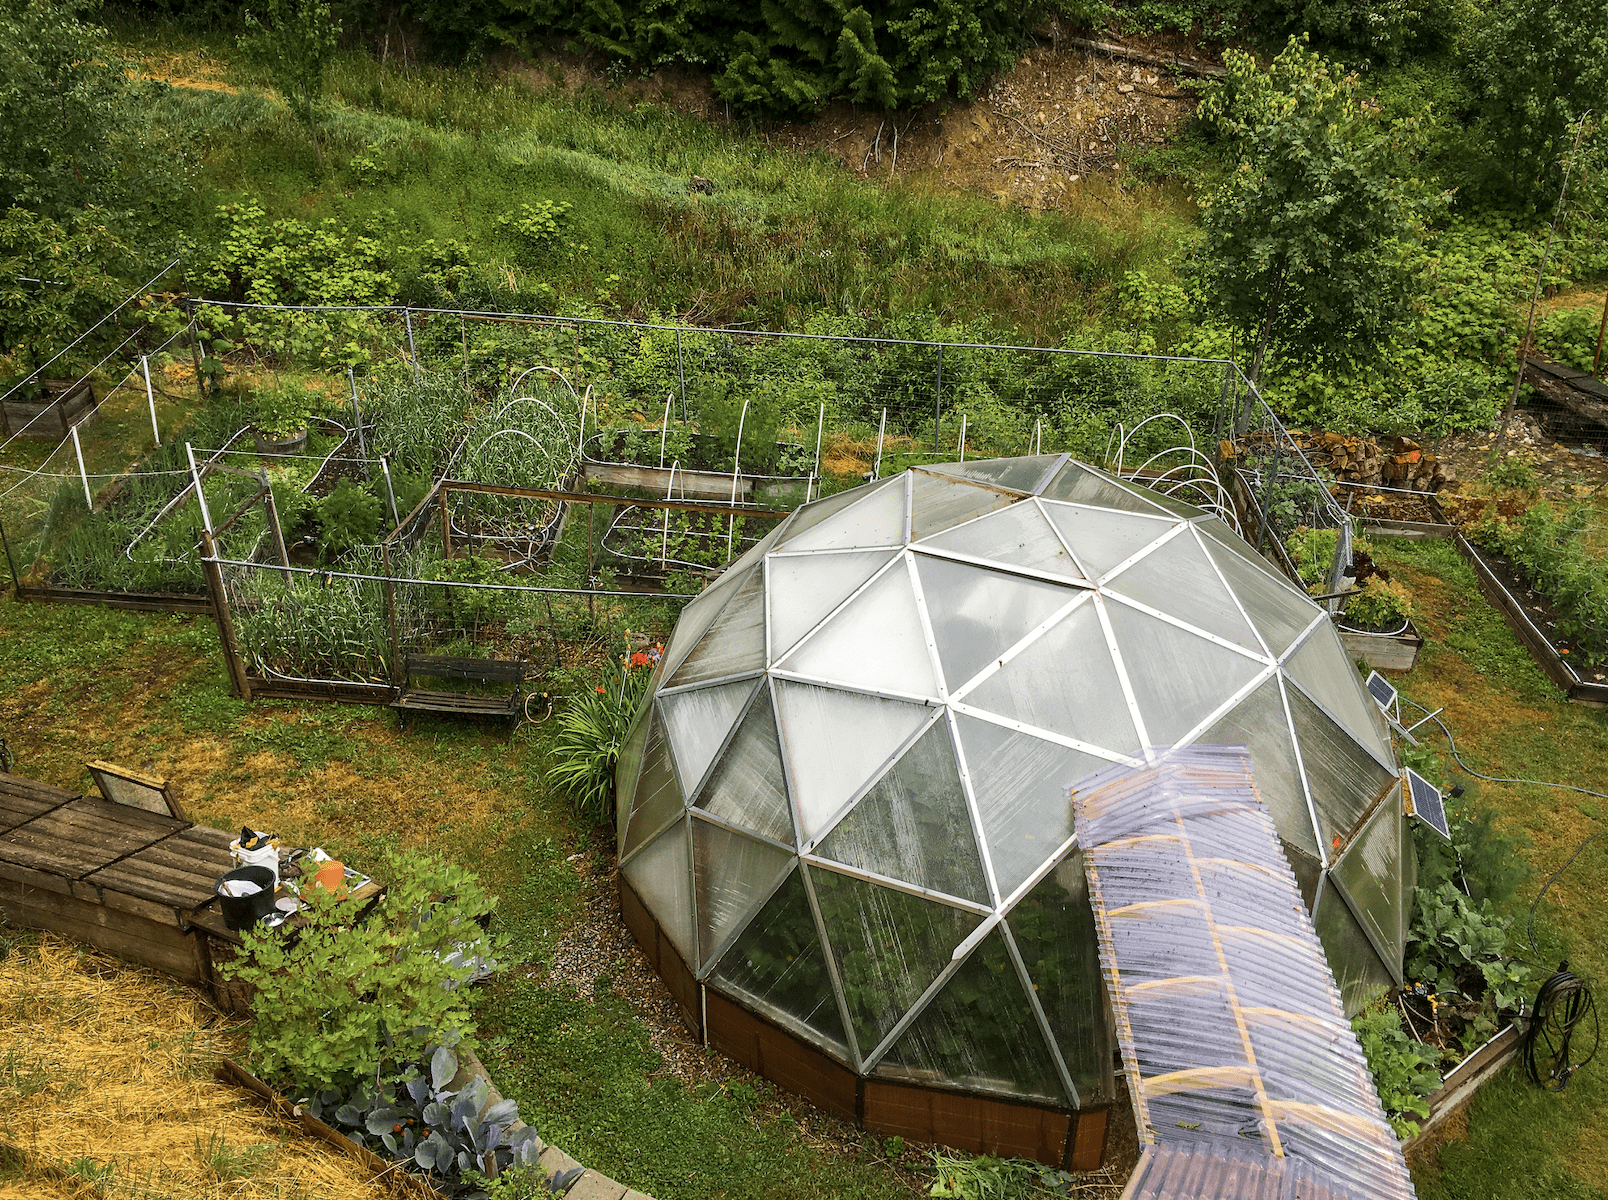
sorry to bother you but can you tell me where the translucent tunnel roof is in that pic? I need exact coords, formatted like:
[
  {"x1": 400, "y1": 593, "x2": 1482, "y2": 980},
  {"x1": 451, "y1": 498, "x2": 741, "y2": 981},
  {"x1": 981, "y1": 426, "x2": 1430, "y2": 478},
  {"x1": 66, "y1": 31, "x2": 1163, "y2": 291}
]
[{"x1": 615, "y1": 455, "x2": 1405, "y2": 1109}]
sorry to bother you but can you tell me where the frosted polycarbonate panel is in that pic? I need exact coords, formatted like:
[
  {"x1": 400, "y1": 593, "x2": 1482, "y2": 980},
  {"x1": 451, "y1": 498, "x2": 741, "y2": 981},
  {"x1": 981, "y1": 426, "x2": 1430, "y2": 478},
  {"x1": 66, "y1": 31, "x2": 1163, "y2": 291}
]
[
  {"x1": 1314, "y1": 881, "x2": 1395, "y2": 1016},
  {"x1": 877, "y1": 929, "x2": 1066, "y2": 1102},
  {"x1": 696, "y1": 685, "x2": 794, "y2": 844},
  {"x1": 773, "y1": 681, "x2": 932, "y2": 845},
  {"x1": 962, "y1": 599, "x2": 1141, "y2": 757},
  {"x1": 1195, "y1": 679, "x2": 1318, "y2": 859},
  {"x1": 661, "y1": 679, "x2": 757, "y2": 798},
  {"x1": 692, "y1": 816, "x2": 793, "y2": 968},
  {"x1": 659, "y1": 562, "x2": 756, "y2": 682},
  {"x1": 614, "y1": 702, "x2": 652, "y2": 850},
  {"x1": 809, "y1": 863, "x2": 983, "y2": 1056},
  {"x1": 780, "y1": 477, "x2": 907, "y2": 552},
  {"x1": 957, "y1": 713, "x2": 1105, "y2": 899},
  {"x1": 1105, "y1": 601, "x2": 1265, "y2": 748},
  {"x1": 1009, "y1": 852, "x2": 1110, "y2": 1101},
  {"x1": 1038, "y1": 461, "x2": 1172, "y2": 516},
  {"x1": 710, "y1": 868, "x2": 850, "y2": 1052},
  {"x1": 781, "y1": 559, "x2": 938, "y2": 699},
  {"x1": 1105, "y1": 529, "x2": 1265, "y2": 657},
  {"x1": 816, "y1": 719, "x2": 989, "y2": 904},
  {"x1": 1041, "y1": 502, "x2": 1174, "y2": 578},
  {"x1": 914, "y1": 556, "x2": 1073, "y2": 694},
  {"x1": 1287, "y1": 844, "x2": 1322, "y2": 913},
  {"x1": 921, "y1": 455, "x2": 1059, "y2": 494},
  {"x1": 1202, "y1": 537, "x2": 1317, "y2": 657},
  {"x1": 1195, "y1": 515, "x2": 1264, "y2": 563},
  {"x1": 670, "y1": 568, "x2": 765, "y2": 686},
  {"x1": 1287, "y1": 686, "x2": 1397, "y2": 852},
  {"x1": 1330, "y1": 798, "x2": 1406, "y2": 972},
  {"x1": 1284, "y1": 625, "x2": 1396, "y2": 769},
  {"x1": 773, "y1": 480, "x2": 880, "y2": 550},
  {"x1": 766, "y1": 549, "x2": 896, "y2": 664},
  {"x1": 918, "y1": 501, "x2": 1084, "y2": 582},
  {"x1": 622, "y1": 711, "x2": 684, "y2": 859},
  {"x1": 622, "y1": 818, "x2": 695, "y2": 963},
  {"x1": 909, "y1": 473, "x2": 1018, "y2": 540}
]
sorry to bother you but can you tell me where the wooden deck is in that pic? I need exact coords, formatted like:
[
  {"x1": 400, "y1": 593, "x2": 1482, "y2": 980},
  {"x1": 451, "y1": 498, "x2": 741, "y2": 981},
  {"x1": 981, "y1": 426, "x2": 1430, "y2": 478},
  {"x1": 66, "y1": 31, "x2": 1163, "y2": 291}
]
[{"x1": 0, "y1": 770, "x2": 252, "y2": 1012}]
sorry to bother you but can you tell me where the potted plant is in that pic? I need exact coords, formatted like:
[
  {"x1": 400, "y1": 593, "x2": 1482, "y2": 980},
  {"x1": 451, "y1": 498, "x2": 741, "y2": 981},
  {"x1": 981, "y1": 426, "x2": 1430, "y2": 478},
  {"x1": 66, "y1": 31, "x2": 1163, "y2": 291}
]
[
  {"x1": 1337, "y1": 574, "x2": 1423, "y2": 671},
  {"x1": 252, "y1": 382, "x2": 316, "y2": 454}
]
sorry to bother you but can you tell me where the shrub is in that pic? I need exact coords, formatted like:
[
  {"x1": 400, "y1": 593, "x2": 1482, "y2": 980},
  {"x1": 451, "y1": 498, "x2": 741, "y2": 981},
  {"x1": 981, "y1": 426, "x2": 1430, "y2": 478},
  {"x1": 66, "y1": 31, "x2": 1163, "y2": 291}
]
[
  {"x1": 1343, "y1": 576, "x2": 1414, "y2": 630},
  {"x1": 315, "y1": 478, "x2": 383, "y2": 558},
  {"x1": 218, "y1": 848, "x2": 508, "y2": 1094},
  {"x1": 548, "y1": 650, "x2": 658, "y2": 824}
]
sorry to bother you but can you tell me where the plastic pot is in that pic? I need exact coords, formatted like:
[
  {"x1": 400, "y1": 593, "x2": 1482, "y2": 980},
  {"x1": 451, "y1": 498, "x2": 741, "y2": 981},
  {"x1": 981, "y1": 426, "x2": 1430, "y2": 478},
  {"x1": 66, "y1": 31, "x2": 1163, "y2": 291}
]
[{"x1": 216, "y1": 865, "x2": 278, "y2": 931}]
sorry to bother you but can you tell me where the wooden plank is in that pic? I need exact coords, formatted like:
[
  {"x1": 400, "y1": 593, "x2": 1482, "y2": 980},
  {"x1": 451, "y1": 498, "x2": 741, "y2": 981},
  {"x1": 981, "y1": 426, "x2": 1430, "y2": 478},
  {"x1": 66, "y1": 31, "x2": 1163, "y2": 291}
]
[
  {"x1": 393, "y1": 693, "x2": 519, "y2": 714},
  {"x1": 108, "y1": 837, "x2": 231, "y2": 884},
  {"x1": 439, "y1": 480, "x2": 790, "y2": 520},
  {"x1": 0, "y1": 770, "x2": 79, "y2": 804},
  {"x1": 0, "y1": 793, "x2": 64, "y2": 835},
  {"x1": 68, "y1": 877, "x2": 187, "y2": 925},
  {"x1": 175, "y1": 825, "x2": 235, "y2": 852},
  {"x1": 5, "y1": 808, "x2": 172, "y2": 866},
  {"x1": 12, "y1": 584, "x2": 213, "y2": 613},
  {"x1": 582, "y1": 461, "x2": 756, "y2": 502},
  {"x1": 0, "y1": 884, "x2": 204, "y2": 982},
  {"x1": 0, "y1": 830, "x2": 113, "y2": 878},
  {"x1": 405, "y1": 655, "x2": 525, "y2": 682},
  {"x1": 47, "y1": 793, "x2": 188, "y2": 838},
  {"x1": 0, "y1": 857, "x2": 74, "y2": 895},
  {"x1": 85, "y1": 858, "x2": 221, "y2": 909}
]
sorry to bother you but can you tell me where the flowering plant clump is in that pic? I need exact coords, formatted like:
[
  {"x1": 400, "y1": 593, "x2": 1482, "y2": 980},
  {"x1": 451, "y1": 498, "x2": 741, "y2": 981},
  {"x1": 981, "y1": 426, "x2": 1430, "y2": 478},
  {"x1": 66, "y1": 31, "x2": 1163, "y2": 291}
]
[{"x1": 548, "y1": 633, "x2": 661, "y2": 824}]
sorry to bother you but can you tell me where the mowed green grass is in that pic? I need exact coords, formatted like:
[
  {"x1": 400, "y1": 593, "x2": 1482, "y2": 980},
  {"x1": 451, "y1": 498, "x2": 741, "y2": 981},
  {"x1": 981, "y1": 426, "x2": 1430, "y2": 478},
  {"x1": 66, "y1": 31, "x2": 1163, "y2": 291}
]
[{"x1": 1371, "y1": 536, "x2": 1608, "y2": 1200}]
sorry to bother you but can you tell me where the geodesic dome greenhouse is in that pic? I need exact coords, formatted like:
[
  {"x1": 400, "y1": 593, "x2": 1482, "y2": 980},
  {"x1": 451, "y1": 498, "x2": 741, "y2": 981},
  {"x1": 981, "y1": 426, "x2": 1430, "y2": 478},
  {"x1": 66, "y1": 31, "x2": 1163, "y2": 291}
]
[{"x1": 613, "y1": 455, "x2": 1410, "y2": 1163}]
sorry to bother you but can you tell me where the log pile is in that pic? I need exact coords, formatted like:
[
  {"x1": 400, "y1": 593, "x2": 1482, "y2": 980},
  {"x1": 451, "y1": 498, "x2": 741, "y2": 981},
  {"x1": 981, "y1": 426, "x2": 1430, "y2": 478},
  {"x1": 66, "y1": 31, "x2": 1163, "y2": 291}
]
[{"x1": 1220, "y1": 431, "x2": 1454, "y2": 492}]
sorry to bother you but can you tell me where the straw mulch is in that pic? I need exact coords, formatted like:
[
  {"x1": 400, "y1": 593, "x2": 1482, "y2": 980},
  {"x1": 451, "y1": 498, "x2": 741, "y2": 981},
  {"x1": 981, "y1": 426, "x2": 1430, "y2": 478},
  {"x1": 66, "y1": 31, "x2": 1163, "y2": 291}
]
[{"x1": 0, "y1": 930, "x2": 386, "y2": 1200}]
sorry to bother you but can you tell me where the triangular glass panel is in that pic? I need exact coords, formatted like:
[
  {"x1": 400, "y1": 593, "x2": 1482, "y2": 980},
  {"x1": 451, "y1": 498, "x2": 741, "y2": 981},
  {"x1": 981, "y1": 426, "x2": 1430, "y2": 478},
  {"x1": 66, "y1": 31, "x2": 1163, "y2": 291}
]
[
  {"x1": 962, "y1": 599, "x2": 1141, "y2": 758},
  {"x1": 1037, "y1": 461, "x2": 1172, "y2": 516},
  {"x1": 621, "y1": 818, "x2": 695, "y2": 964},
  {"x1": 1283, "y1": 625, "x2": 1396, "y2": 769},
  {"x1": 658, "y1": 561, "x2": 757, "y2": 682},
  {"x1": 1313, "y1": 878, "x2": 1395, "y2": 1016},
  {"x1": 957, "y1": 713, "x2": 1107, "y2": 899},
  {"x1": 780, "y1": 559, "x2": 938, "y2": 699},
  {"x1": 1194, "y1": 515, "x2": 1263, "y2": 563},
  {"x1": 808, "y1": 864, "x2": 983, "y2": 1057},
  {"x1": 778, "y1": 477, "x2": 906, "y2": 553},
  {"x1": 1287, "y1": 843, "x2": 1322, "y2": 914},
  {"x1": 921, "y1": 456, "x2": 1058, "y2": 494},
  {"x1": 621, "y1": 710, "x2": 684, "y2": 859},
  {"x1": 1194, "y1": 677, "x2": 1319, "y2": 860},
  {"x1": 773, "y1": 480, "x2": 883, "y2": 551},
  {"x1": 917, "y1": 501, "x2": 1084, "y2": 582},
  {"x1": 1105, "y1": 599, "x2": 1265, "y2": 749},
  {"x1": 766, "y1": 549, "x2": 897, "y2": 664},
  {"x1": 909, "y1": 472, "x2": 1019, "y2": 540},
  {"x1": 915, "y1": 556, "x2": 1074, "y2": 693},
  {"x1": 695, "y1": 684, "x2": 794, "y2": 845},
  {"x1": 1202, "y1": 537, "x2": 1319, "y2": 658},
  {"x1": 1330, "y1": 799, "x2": 1406, "y2": 974},
  {"x1": 773, "y1": 681, "x2": 934, "y2": 845},
  {"x1": 816, "y1": 719, "x2": 989, "y2": 904},
  {"x1": 614, "y1": 702, "x2": 653, "y2": 850},
  {"x1": 1105, "y1": 528, "x2": 1266, "y2": 657},
  {"x1": 692, "y1": 816, "x2": 794, "y2": 969},
  {"x1": 1287, "y1": 685, "x2": 1398, "y2": 856},
  {"x1": 1007, "y1": 852, "x2": 1110, "y2": 1102},
  {"x1": 709, "y1": 868, "x2": 850, "y2": 1054},
  {"x1": 876, "y1": 929, "x2": 1066, "y2": 1102},
  {"x1": 1041, "y1": 501, "x2": 1175, "y2": 579},
  {"x1": 661, "y1": 679, "x2": 759, "y2": 798},
  {"x1": 669, "y1": 568, "x2": 765, "y2": 686}
]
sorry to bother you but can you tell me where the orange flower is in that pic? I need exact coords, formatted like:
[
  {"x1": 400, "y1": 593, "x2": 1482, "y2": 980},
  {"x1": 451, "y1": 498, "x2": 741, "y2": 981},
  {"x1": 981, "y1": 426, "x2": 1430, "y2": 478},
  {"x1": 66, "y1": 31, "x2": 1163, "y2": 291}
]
[{"x1": 595, "y1": 684, "x2": 606, "y2": 694}]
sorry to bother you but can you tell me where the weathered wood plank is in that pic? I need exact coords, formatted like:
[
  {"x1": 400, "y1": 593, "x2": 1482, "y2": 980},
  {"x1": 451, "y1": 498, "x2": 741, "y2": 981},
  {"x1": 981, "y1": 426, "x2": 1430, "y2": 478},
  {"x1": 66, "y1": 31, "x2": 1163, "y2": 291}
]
[
  {"x1": 0, "y1": 885, "x2": 204, "y2": 982},
  {"x1": 0, "y1": 771, "x2": 79, "y2": 803},
  {"x1": 86, "y1": 856, "x2": 223, "y2": 908},
  {"x1": 68, "y1": 877, "x2": 187, "y2": 925}
]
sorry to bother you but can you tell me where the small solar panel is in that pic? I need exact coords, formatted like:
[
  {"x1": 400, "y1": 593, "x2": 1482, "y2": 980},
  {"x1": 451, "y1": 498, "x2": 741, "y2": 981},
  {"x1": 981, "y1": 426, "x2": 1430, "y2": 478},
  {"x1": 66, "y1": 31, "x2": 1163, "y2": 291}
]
[
  {"x1": 1405, "y1": 768, "x2": 1451, "y2": 840},
  {"x1": 1366, "y1": 671, "x2": 1398, "y2": 711}
]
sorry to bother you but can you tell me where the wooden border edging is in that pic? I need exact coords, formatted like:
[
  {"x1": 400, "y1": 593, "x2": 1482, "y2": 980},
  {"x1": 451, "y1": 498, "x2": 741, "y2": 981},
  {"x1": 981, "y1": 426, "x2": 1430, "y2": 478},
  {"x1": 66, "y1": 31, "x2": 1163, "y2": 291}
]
[
  {"x1": 1453, "y1": 535, "x2": 1608, "y2": 705},
  {"x1": 13, "y1": 583, "x2": 212, "y2": 614},
  {"x1": 1403, "y1": 1024, "x2": 1521, "y2": 1155}
]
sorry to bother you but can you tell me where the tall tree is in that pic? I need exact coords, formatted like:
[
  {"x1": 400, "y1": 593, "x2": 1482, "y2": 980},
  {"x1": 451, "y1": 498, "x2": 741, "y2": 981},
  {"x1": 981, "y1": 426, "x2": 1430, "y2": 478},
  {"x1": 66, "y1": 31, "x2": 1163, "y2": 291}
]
[
  {"x1": 1462, "y1": 0, "x2": 1608, "y2": 205},
  {"x1": 1195, "y1": 38, "x2": 1447, "y2": 384},
  {"x1": 0, "y1": 0, "x2": 132, "y2": 219},
  {"x1": 240, "y1": 0, "x2": 341, "y2": 169}
]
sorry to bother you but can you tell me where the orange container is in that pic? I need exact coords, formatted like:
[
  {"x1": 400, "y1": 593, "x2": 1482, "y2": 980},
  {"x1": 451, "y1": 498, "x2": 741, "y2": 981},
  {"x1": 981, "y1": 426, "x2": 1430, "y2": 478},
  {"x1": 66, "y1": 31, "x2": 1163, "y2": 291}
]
[{"x1": 309, "y1": 859, "x2": 348, "y2": 896}]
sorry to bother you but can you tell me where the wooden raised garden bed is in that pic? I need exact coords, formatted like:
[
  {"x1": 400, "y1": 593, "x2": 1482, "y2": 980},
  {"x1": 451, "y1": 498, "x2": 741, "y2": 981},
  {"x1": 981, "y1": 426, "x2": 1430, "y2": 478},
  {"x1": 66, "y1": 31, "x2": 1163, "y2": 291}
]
[
  {"x1": 1454, "y1": 535, "x2": 1608, "y2": 705},
  {"x1": 1338, "y1": 620, "x2": 1425, "y2": 673},
  {"x1": 0, "y1": 378, "x2": 98, "y2": 439},
  {"x1": 1403, "y1": 1023, "x2": 1522, "y2": 1155}
]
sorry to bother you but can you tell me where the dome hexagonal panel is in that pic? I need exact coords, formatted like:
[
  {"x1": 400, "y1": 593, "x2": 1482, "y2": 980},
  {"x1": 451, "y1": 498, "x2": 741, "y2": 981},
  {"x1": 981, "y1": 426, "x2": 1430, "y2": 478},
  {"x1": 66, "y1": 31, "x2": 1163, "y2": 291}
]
[
  {"x1": 693, "y1": 815, "x2": 794, "y2": 969},
  {"x1": 779, "y1": 477, "x2": 907, "y2": 553},
  {"x1": 669, "y1": 568, "x2": 766, "y2": 687},
  {"x1": 922, "y1": 455, "x2": 1060, "y2": 493},
  {"x1": 909, "y1": 472, "x2": 1019, "y2": 540},
  {"x1": 1042, "y1": 502, "x2": 1178, "y2": 578},
  {"x1": 1283, "y1": 625, "x2": 1395, "y2": 769},
  {"x1": 1105, "y1": 526, "x2": 1265, "y2": 656},
  {"x1": 693, "y1": 684, "x2": 793, "y2": 845},
  {"x1": 622, "y1": 819, "x2": 694, "y2": 962},
  {"x1": 1038, "y1": 460, "x2": 1174, "y2": 516},
  {"x1": 1201, "y1": 537, "x2": 1319, "y2": 658},
  {"x1": 661, "y1": 679, "x2": 759, "y2": 799},
  {"x1": 620, "y1": 710, "x2": 683, "y2": 859}
]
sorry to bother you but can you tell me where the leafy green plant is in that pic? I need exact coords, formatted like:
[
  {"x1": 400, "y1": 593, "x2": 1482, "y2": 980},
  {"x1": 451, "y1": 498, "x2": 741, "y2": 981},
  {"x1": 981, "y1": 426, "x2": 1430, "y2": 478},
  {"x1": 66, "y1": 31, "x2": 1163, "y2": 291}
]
[
  {"x1": 218, "y1": 847, "x2": 508, "y2": 1094},
  {"x1": 1351, "y1": 1003, "x2": 1442, "y2": 1137},
  {"x1": 1407, "y1": 882, "x2": 1532, "y2": 1038},
  {"x1": 928, "y1": 1152, "x2": 1071, "y2": 1198},
  {"x1": 1343, "y1": 576, "x2": 1414, "y2": 630},
  {"x1": 495, "y1": 201, "x2": 572, "y2": 256},
  {"x1": 253, "y1": 380, "x2": 318, "y2": 439},
  {"x1": 1286, "y1": 525, "x2": 1339, "y2": 591},
  {"x1": 1470, "y1": 502, "x2": 1608, "y2": 662},
  {"x1": 315, "y1": 478, "x2": 384, "y2": 558},
  {"x1": 1484, "y1": 455, "x2": 1540, "y2": 492},
  {"x1": 238, "y1": 0, "x2": 341, "y2": 169},
  {"x1": 548, "y1": 652, "x2": 657, "y2": 823}
]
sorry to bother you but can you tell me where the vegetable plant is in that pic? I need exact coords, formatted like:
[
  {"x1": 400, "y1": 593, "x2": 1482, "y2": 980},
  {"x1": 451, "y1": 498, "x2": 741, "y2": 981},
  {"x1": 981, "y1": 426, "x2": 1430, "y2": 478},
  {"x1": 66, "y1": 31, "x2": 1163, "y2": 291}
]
[
  {"x1": 253, "y1": 381, "x2": 319, "y2": 439},
  {"x1": 1343, "y1": 577, "x2": 1414, "y2": 630},
  {"x1": 1351, "y1": 1003, "x2": 1442, "y2": 1137}
]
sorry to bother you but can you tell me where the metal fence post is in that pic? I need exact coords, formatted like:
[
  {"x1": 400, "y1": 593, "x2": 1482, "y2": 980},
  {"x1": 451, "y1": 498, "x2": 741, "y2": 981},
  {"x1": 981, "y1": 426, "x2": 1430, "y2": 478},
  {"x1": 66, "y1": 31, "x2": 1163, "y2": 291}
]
[
  {"x1": 933, "y1": 344, "x2": 944, "y2": 452},
  {"x1": 405, "y1": 308, "x2": 420, "y2": 382},
  {"x1": 142, "y1": 356, "x2": 160, "y2": 447},
  {"x1": 676, "y1": 327, "x2": 687, "y2": 419},
  {"x1": 348, "y1": 367, "x2": 368, "y2": 458},
  {"x1": 70, "y1": 426, "x2": 92, "y2": 510}
]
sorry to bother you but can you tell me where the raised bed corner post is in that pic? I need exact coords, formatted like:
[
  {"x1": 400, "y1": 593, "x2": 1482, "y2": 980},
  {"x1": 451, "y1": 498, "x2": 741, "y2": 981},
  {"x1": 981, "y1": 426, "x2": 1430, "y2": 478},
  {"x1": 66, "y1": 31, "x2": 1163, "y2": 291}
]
[
  {"x1": 348, "y1": 367, "x2": 367, "y2": 458},
  {"x1": 70, "y1": 426, "x2": 92, "y2": 510},
  {"x1": 188, "y1": 305, "x2": 205, "y2": 400},
  {"x1": 382, "y1": 543, "x2": 402, "y2": 688},
  {"x1": 379, "y1": 452, "x2": 400, "y2": 529},
  {"x1": 189, "y1": 442, "x2": 251, "y2": 702},
  {"x1": 261, "y1": 471, "x2": 294, "y2": 588},
  {"x1": 0, "y1": 515, "x2": 21, "y2": 596}
]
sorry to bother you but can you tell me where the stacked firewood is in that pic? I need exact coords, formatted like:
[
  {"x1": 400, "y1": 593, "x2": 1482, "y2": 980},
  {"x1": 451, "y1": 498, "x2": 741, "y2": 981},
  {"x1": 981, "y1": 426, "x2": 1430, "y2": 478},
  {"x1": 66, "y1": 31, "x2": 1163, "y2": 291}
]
[{"x1": 1220, "y1": 431, "x2": 1454, "y2": 492}]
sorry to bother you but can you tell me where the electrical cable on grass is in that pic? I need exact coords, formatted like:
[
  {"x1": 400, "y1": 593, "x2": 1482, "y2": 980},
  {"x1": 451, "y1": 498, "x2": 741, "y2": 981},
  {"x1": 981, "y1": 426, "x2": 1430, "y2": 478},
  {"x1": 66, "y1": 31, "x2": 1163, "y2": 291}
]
[{"x1": 1399, "y1": 695, "x2": 1603, "y2": 1091}]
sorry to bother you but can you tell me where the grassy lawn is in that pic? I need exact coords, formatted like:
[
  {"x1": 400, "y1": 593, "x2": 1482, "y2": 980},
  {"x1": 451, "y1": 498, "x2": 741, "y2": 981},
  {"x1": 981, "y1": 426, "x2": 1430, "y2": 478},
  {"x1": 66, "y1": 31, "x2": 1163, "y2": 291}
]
[{"x1": 1370, "y1": 536, "x2": 1608, "y2": 1200}]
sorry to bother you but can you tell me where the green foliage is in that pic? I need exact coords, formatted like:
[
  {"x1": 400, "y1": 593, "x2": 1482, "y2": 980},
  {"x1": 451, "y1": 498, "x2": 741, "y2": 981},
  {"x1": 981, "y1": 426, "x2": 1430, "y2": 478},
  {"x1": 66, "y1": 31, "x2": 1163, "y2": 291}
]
[
  {"x1": 0, "y1": 206, "x2": 133, "y2": 378},
  {"x1": 691, "y1": 380, "x2": 784, "y2": 473},
  {"x1": 238, "y1": 0, "x2": 339, "y2": 165},
  {"x1": 252, "y1": 379, "x2": 318, "y2": 437},
  {"x1": 0, "y1": 0, "x2": 133, "y2": 218},
  {"x1": 548, "y1": 658, "x2": 655, "y2": 823},
  {"x1": 1195, "y1": 38, "x2": 1448, "y2": 381},
  {"x1": 1343, "y1": 575, "x2": 1414, "y2": 629},
  {"x1": 1246, "y1": 0, "x2": 1453, "y2": 64},
  {"x1": 315, "y1": 478, "x2": 384, "y2": 558},
  {"x1": 1469, "y1": 502, "x2": 1608, "y2": 663},
  {"x1": 1351, "y1": 1002, "x2": 1441, "y2": 1137},
  {"x1": 234, "y1": 572, "x2": 391, "y2": 680},
  {"x1": 1484, "y1": 453, "x2": 1540, "y2": 492},
  {"x1": 928, "y1": 1152, "x2": 1073, "y2": 1198},
  {"x1": 1285, "y1": 524, "x2": 1338, "y2": 591},
  {"x1": 1533, "y1": 303, "x2": 1607, "y2": 373},
  {"x1": 200, "y1": 201, "x2": 395, "y2": 307},
  {"x1": 495, "y1": 200, "x2": 573, "y2": 258},
  {"x1": 1408, "y1": 881, "x2": 1532, "y2": 1017},
  {"x1": 218, "y1": 847, "x2": 507, "y2": 1094},
  {"x1": 1462, "y1": 0, "x2": 1608, "y2": 204},
  {"x1": 194, "y1": 1129, "x2": 277, "y2": 1181}
]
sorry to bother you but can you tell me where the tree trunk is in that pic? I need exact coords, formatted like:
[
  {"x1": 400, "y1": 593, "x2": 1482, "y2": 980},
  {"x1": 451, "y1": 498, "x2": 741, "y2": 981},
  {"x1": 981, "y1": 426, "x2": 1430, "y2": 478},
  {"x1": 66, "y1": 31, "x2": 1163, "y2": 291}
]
[{"x1": 1248, "y1": 267, "x2": 1286, "y2": 386}]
